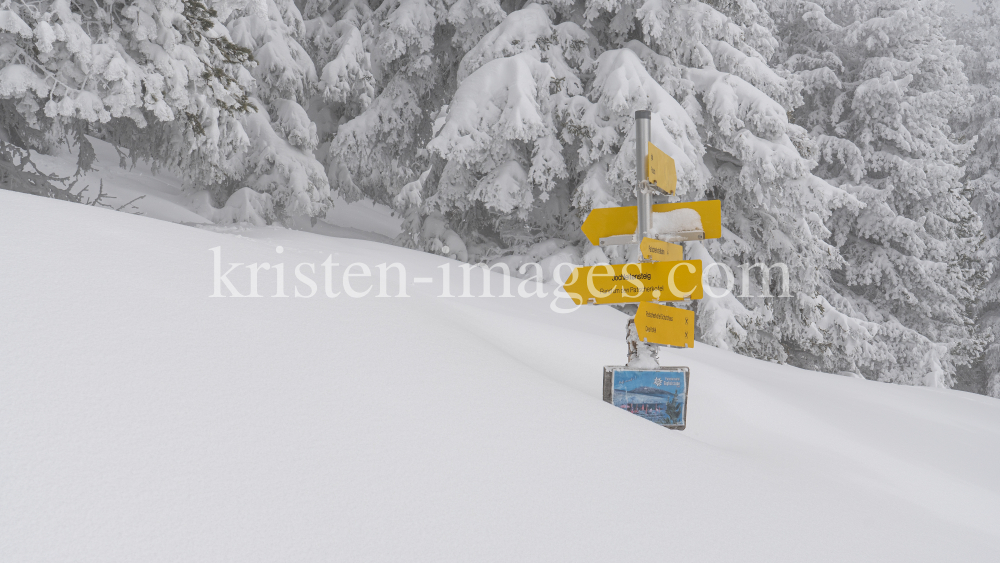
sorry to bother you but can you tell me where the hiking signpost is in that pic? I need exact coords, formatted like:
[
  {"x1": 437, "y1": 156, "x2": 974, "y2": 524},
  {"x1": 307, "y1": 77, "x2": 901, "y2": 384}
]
[{"x1": 564, "y1": 110, "x2": 722, "y2": 430}]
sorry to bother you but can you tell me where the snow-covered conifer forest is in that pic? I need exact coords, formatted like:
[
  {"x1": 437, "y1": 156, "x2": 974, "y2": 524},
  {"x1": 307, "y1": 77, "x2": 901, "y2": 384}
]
[{"x1": 1, "y1": 0, "x2": 999, "y2": 396}]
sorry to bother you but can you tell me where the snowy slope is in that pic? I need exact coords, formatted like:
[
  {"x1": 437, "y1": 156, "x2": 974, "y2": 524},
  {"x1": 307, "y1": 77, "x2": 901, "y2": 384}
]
[
  {"x1": 2, "y1": 189, "x2": 1000, "y2": 562},
  {"x1": 27, "y1": 136, "x2": 402, "y2": 241}
]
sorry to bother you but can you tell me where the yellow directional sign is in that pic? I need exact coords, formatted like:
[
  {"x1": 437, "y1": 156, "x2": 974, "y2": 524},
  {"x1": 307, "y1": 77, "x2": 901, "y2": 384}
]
[
  {"x1": 563, "y1": 260, "x2": 703, "y2": 305},
  {"x1": 640, "y1": 238, "x2": 683, "y2": 261},
  {"x1": 646, "y1": 143, "x2": 676, "y2": 195},
  {"x1": 635, "y1": 302, "x2": 694, "y2": 348},
  {"x1": 580, "y1": 200, "x2": 722, "y2": 245}
]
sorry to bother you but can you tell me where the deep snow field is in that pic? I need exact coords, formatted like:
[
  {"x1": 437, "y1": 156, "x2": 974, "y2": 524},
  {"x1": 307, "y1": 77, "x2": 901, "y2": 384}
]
[{"x1": 3, "y1": 142, "x2": 1000, "y2": 562}]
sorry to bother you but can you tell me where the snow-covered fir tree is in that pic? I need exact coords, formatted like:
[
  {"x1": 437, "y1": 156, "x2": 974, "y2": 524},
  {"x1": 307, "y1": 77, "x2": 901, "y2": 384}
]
[
  {"x1": 777, "y1": 0, "x2": 983, "y2": 387},
  {"x1": 227, "y1": 0, "x2": 331, "y2": 217},
  {"x1": 951, "y1": 0, "x2": 1000, "y2": 397},
  {"x1": 0, "y1": 0, "x2": 256, "y2": 186},
  {"x1": 301, "y1": 0, "x2": 457, "y2": 244}
]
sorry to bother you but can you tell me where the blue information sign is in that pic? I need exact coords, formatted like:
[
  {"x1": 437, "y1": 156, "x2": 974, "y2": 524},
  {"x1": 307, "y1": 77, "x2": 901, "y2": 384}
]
[{"x1": 603, "y1": 366, "x2": 689, "y2": 429}]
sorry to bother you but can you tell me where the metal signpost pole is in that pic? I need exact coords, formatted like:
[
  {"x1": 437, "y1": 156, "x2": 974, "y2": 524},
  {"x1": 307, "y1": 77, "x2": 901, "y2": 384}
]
[
  {"x1": 635, "y1": 110, "x2": 652, "y2": 243},
  {"x1": 628, "y1": 110, "x2": 658, "y2": 367}
]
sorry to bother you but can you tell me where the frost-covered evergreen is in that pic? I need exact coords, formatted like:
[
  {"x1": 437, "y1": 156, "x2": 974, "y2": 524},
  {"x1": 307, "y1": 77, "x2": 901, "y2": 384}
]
[
  {"x1": 0, "y1": 0, "x2": 255, "y2": 183},
  {"x1": 228, "y1": 0, "x2": 330, "y2": 216},
  {"x1": 302, "y1": 0, "x2": 442, "y2": 212},
  {"x1": 777, "y1": 0, "x2": 982, "y2": 387},
  {"x1": 952, "y1": 0, "x2": 1000, "y2": 397},
  {"x1": 0, "y1": 0, "x2": 330, "y2": 218}
]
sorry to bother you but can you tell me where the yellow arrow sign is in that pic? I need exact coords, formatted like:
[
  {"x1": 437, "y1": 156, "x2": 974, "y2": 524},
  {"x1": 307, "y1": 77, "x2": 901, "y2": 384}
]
[
  {"x1": 580, "y1": 200, "x2": 722, "y2": 246},
  {"x1": 640, "y1": 237, "x2": 683, "y2": 261},
  {"x1": 635, "y1": 302, "x2": 694, "y2": 348},
  {"x1": 563, "y1": 260, "x2": 703, "y2": 305},
  {"x1": 646, "y1": 143, "x2": 676, "y2": 195}
]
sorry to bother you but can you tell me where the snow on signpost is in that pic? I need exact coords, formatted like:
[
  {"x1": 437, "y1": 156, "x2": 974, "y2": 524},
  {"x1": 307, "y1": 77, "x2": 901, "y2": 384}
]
[{"x1": 579, "y1": 200, "x2": 722, "y2": 246}]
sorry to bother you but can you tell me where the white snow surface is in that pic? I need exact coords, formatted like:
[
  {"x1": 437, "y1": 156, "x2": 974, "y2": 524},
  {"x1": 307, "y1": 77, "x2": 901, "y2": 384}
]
[
  {"x1": 3, "y1": 189, "x2": 1000, "y2": 562},
  {"x1": 651, "y1": 207, "x2": 703, "y2": 235}
]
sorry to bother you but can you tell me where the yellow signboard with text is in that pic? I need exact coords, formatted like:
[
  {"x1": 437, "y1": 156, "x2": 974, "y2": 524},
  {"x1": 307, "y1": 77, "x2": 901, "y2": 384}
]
[
  {"x1": 646, "y1": 143, "x2": 677, "y2": 195},
  {"x1": 635, "y1": 302, "x2": 694, "y2": 348},
  {"x1": 563, "y1": 260, "x2": 703, "y2": 305},
  {"x1": 640, "y1": 238, "x2": 683, "y2": 262}
]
